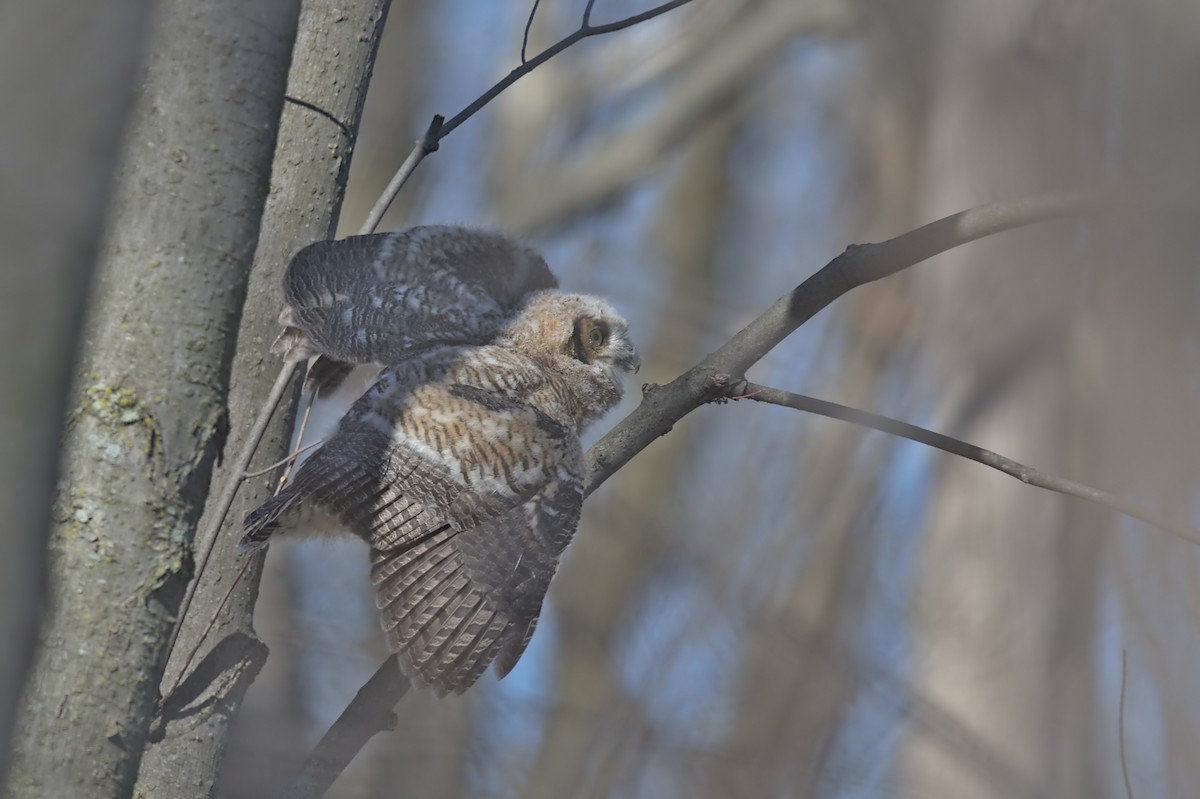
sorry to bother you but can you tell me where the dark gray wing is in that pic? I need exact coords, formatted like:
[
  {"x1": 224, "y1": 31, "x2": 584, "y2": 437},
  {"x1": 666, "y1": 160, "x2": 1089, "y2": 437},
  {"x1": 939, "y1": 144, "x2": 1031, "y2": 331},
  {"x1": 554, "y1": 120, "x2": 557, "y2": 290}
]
[{"x1": 271, "y1": 226, "x2": 557, "y2": 374}]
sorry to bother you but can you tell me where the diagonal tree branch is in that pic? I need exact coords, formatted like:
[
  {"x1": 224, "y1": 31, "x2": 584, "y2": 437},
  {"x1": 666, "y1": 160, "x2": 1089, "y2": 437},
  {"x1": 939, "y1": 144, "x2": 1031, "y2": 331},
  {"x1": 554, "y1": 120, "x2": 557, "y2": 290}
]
[
  {"x1": 731, "y1": 382, "x2": 1200, "y2": 545},
  {"x1": 584, "y1": 192, "x2": 1102, "y2": 493},
  {"x1": 280, "y1": 660, "x2": 410, "y2": 799}
]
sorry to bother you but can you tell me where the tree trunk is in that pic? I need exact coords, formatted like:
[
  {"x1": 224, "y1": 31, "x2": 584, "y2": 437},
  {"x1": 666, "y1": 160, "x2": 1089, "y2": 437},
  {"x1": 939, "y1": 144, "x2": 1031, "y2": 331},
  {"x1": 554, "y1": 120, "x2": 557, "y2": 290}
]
[
  {"x1": 6, "y1": 0, "x2": 302, "y2": 796},
  {"x1": 0, "y1": 0, "x2": 154, "y2": 788},
  {"x1": 136, "y1": 1, "x2": 391, "y2": 796}
]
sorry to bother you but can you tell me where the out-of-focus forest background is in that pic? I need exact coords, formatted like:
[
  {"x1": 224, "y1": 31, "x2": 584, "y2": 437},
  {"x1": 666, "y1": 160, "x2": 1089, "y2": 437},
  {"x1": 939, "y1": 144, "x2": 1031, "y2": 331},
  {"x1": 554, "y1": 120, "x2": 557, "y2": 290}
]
[{"x1": 4, "y1": 0, "x2": 1200, "y2": 797}]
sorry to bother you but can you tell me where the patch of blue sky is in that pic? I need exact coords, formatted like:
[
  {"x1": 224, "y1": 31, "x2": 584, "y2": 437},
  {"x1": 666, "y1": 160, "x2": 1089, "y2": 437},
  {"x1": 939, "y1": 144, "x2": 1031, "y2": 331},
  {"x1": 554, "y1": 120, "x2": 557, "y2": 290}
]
[
  {"x1": 467, "y1": 602, "x2": 559, "y2": 796},
  {"x1": 812, "y1": 418, "x2": 935, "y2": 797},
  {"x1": 540, "y1": 176, "x2": 668, "y2": 367},
  {"x1": 1104, "y1": 513, "x2": 1200, "y2": 794},
  {"x1": 288, "y1": 538, "x2": 383, "y2": 736},
  {"x1": 622, "y1": 752, "x2": 696, "y2": 799},
  {"x1": 1098, "y1": 631, "x2": 1168, "y2": 797},
  {"x1": 723, "y1": 39, "x2": 850, "y2": 287},
  {"x1": 616, "y1": 568, "x2": 741, "y2": 750},
  {"x1": 414, "y1": 1, "x2": 516, "y2": 224}
]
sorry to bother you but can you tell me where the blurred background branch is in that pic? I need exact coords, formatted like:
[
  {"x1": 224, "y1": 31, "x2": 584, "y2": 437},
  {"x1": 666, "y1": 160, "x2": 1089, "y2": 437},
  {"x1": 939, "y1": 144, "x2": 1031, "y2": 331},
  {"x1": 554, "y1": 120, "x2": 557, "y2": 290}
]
[{"x1": 0, "y1": 0, "x2": 154, "y2": 788}]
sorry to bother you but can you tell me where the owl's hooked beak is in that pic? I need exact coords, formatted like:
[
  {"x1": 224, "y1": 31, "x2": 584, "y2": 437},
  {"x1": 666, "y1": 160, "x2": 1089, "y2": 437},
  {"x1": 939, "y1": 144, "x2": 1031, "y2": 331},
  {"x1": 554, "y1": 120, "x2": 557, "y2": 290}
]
[{"x1": 611, "y1": 339, "x2": 641, "y2": 374}]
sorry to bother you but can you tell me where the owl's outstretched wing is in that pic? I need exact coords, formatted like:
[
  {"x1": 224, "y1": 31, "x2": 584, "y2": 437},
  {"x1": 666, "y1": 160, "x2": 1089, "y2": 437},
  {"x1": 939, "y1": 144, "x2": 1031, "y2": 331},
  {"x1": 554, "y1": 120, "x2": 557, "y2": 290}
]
[
  {"x1": 271, "y1": 227, "x2": 557, "y2": 391},
  {"x1": 242, "y1": 374, "x2": 583, "y2": 694}
]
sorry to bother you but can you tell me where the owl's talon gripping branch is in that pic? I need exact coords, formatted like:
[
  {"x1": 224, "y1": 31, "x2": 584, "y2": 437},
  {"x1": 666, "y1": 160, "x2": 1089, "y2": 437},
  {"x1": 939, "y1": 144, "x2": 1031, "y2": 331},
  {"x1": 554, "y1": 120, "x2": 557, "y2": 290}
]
[{"x1": 242, "y1": 226, "x2": 639, "y2": 694}]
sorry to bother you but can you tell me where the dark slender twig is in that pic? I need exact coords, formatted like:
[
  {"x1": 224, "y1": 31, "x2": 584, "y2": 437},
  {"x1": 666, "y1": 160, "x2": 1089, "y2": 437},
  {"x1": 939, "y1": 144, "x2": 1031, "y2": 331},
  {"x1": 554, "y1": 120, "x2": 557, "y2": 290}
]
[
  {"x1": 244, "y1": 437, "x2": 324, "y2": 479},
  {"x1": 359, "y1": 0, "x2": 697, "y2": 235},
  {"x1": 358, "y1": 116, "x2": 443, "y2": 236},
  {"x1": 163, "y1": 556, "x2": 256, "y2": 701},
  {"x1": 732, "y1": 382, "x2": 1200, "y2": 546},
  {"x1": 582, "y1": 0, "x2": 598, "y2": 28},
  {"x1": 521, "y1": 0, "x2": 542, "y2": 64},
  {"x1": 1120, "y1": 650, "x2": 1135, "y2": 799},
  {"x1": 442, "y1": 0, "x2": 691, "y2": 141},
  {"x1": 278, "y1": 380, "x2": 319, "y2": 488}
]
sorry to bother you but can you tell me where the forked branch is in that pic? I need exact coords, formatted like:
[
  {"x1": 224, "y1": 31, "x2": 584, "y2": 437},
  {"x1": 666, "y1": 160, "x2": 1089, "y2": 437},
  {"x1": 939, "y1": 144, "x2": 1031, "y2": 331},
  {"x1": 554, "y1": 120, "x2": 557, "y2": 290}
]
[
  {"x1": 731, "y1": 383, "x2": 1200, "y2": 546},
  {"x1": 585, "y1": 192, "x2": 1103, "y2": 491}
]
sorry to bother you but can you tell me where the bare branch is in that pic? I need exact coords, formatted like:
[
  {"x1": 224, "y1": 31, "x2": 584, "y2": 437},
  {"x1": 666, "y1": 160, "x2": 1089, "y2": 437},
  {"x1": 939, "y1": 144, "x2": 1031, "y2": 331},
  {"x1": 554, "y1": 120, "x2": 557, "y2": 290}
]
[
  {"x1": 584, "y1": 192, "x2": 1101, "y2": 494},
  {"x1": 521, "y1": 0, "x2": 542, "y2": 64},
  {"x1": 358, "y1": 115, "x2": 442, "y2": 236},
  {"x1": 359, "y1": 0, "x2": 698, "y2": 235},
  {"x1": 731, "y1": 382, "x2": 1200, "y2": 546},
  {"x1": 280, "y1": 660, "x2": 410, "y2": 799},
  {"x1": 581, "y1": 0, "x2": 598, "y2": 28}
]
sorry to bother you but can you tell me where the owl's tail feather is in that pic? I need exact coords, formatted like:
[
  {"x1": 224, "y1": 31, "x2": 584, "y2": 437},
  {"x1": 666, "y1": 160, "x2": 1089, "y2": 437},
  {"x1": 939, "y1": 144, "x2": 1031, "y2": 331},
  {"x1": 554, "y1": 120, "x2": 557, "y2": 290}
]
[{"x1": 373, "y1": 542, "x2": 513, "y2": 695}]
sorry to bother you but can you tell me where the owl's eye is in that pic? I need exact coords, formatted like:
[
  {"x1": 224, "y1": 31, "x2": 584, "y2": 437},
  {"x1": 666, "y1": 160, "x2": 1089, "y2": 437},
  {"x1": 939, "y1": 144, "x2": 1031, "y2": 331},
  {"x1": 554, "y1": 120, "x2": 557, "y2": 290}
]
[{"x1": 588, "y1": 325, "x2": 607, "y2": 348}]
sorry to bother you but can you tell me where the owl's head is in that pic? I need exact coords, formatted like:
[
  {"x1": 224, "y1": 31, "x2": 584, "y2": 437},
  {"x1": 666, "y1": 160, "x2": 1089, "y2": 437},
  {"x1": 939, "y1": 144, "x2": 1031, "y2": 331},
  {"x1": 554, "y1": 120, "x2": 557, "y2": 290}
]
[{"x1": 498, "y1": 291, "x2": 640, "y2": 430}]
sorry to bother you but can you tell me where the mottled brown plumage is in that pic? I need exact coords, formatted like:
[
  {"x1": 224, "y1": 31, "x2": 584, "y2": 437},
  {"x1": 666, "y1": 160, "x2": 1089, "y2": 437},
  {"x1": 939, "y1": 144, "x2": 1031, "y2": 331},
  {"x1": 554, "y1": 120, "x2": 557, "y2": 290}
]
[{"x1": 243, "y1": 242, "x2": 638, "y2": 693}]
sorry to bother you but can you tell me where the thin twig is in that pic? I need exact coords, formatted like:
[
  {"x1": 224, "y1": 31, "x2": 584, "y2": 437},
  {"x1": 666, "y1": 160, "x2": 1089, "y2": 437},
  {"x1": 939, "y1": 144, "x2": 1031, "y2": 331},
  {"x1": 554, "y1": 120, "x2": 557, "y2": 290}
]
[
  {"x1": 164, "y1": 373, "x2": 318, "y2": 700},
  {"x1": 732, "y1": 382, "x2": 1200, "y2": 546},
  {"x1": 278, "y1": 385, "x2": 318, "y2": 487},
  {"x1": 441, "y1": 0, "x2": 692, "y2": 140},
  {"x1": 161, "y1": 361, "x2": 299, "y2": 679},
  {"x1": 244, "y1": 437, "x2": 324, "y2": 479},
  {"x1": 358, "y1": 115, "x2": 443, "y2": 236},
  {"x1": 358, "y1": 0, "x2": 697, "y2": 235},
  {"x1": 1120, "y1": 650, "x2": 1135, "y2": 799},
  {"x1": 163, "y1": 556, "x2": 255, "y2": 701},
  {"x1": 521, "y1": 0, "x2": 542, "y2": 64}
]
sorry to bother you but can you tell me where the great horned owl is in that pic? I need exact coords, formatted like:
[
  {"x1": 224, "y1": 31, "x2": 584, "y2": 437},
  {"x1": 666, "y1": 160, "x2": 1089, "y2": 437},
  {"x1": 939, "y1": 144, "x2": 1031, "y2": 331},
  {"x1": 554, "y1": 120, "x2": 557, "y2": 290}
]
[{"x1": 243, "y1": 228, "x2": 639, "y2": 694}]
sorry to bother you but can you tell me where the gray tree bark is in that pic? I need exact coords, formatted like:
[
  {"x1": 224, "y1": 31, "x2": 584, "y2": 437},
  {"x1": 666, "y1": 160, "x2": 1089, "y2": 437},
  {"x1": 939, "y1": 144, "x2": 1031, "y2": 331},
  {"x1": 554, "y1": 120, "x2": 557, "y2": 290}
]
[
  {"x1": 0, "y1": 0, "x2": 153, "y2": 789},
  {"x1": 136, "y1": 1, "x2": 391, "y2": 796},
  {"x1": 5, "y1": 0, "x2": 301, "y2": 796}
]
